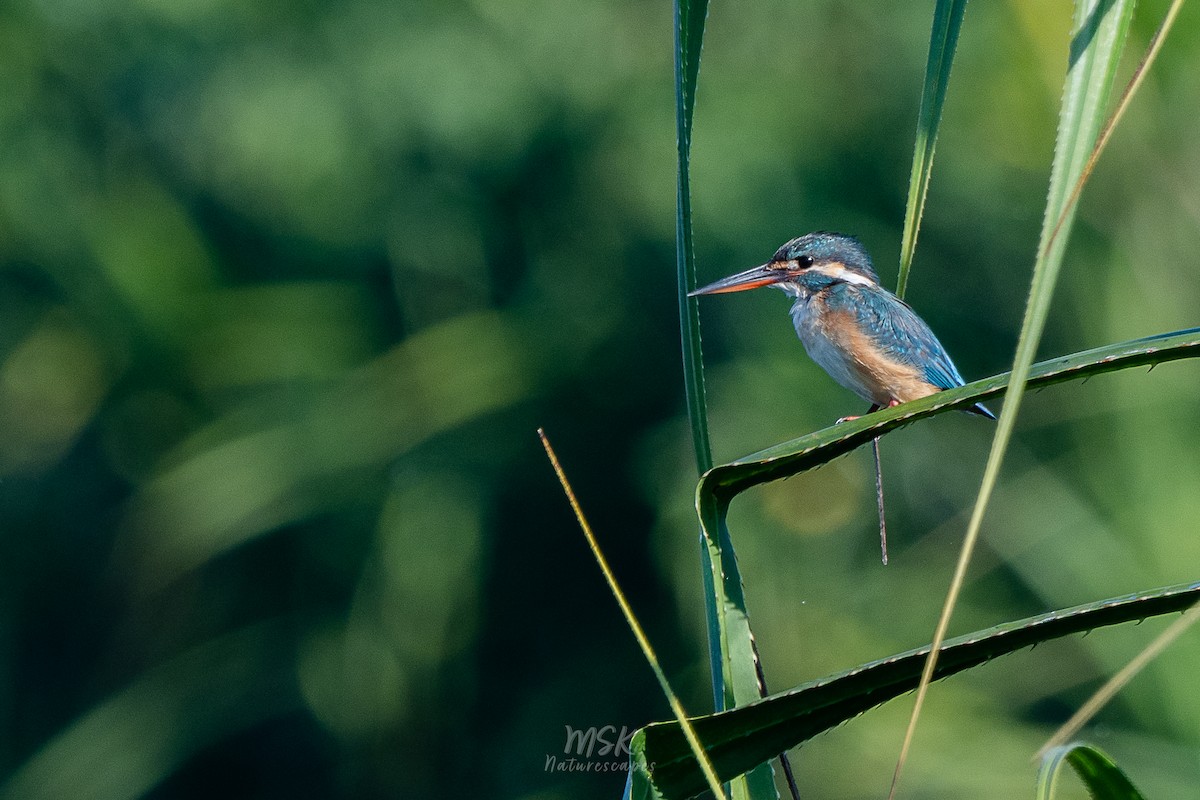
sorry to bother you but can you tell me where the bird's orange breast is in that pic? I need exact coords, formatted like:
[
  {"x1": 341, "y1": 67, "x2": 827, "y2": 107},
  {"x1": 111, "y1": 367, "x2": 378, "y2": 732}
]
[{"x1": 819, "y1": 307, "x2": 940, "y2": 405}]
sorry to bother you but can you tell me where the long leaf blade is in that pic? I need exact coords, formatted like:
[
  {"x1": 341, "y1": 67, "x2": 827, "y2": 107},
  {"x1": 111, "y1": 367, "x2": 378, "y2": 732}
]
[
  {"x1": 896, "y1": 0, "x2": 968, "y2": 299},
  {"x1": 673, "y1": 0, "x2": 723, "y2": 721},
  {"x1": 675, "y1": 0, "x2": 712, "y2": 477},
  {"x1": 638, "y1": 582, "x2": 1199, "y2": 799},
  {"x1": 700, "y1": 327, "x2": 1200, "y2": 500},
  {"x1": 674, "y1": 1, "x2": 775, "y2": 796}
]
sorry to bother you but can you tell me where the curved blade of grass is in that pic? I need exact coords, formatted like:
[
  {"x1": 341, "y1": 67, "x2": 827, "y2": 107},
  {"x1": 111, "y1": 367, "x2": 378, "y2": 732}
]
[
  {"x1": 538, "y1": 430, "x2": 726, "y2": 800},
  {"x1": 1036, "y1": 743, "x2": 1146, "y2": 800},
  {"x1": 896, "y1": 0, "x2": 968, "y2": 300},
  {"x1": 675, "y1": 1, "x2": 779, "y2": 794},
  {"x1": 688, "y1": 329, "x2": 1197, "y2": 793},
  {"x1": 673, "y1": 0, "x2": 723, "y2": 724},
  {"x1": 889, "y1": 2, "x2": 1138, "y2": 794},
  {"x1": 700, "y1": 327, "x2": 1200, "y2": 501},
  {"x1": 1037, "y1": 598, "x2": 1200, "y2": 760},
  {"x1": 631, "y1": 581, "x2": 1199, "y2": 800},
  {"x1": 675, "y1": 0, "x2": 712, "y2": 478},
  {"x1": 696, "y1": 505, "x2": 780, "y2": 799}
]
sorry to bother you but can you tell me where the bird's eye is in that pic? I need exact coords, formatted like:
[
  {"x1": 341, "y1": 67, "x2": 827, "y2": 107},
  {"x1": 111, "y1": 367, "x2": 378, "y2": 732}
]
[{"x1": 797, "y1": 255, "x2": 814, "y2": 268}]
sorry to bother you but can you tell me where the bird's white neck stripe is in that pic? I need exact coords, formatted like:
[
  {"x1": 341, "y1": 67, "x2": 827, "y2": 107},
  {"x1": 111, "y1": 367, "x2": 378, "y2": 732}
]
[{"x1": 811, "y1": 263, "x2": 876, "y2": 287}]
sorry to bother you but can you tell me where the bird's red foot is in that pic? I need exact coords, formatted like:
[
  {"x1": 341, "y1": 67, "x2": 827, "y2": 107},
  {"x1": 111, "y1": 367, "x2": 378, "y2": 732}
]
[{"x1": 836, "y1": 400, "x2": 898, "y2": 424}]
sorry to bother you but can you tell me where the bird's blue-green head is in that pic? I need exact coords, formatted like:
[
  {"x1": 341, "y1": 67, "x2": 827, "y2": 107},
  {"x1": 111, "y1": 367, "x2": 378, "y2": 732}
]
[{"x1": 690, "y1": 231, "x2": 880, "y2": 297}]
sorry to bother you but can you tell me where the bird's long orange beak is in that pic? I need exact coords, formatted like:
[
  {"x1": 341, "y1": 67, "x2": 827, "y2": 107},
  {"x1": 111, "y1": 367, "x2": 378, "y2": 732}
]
[{"x1": 688, "y1": 263, "x2": 782, "y2": 296}]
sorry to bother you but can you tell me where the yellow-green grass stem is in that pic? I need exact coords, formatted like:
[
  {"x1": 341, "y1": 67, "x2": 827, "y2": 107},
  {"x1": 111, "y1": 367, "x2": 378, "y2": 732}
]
[{"x1": 539, "y1": 429, "x2": 727, "y2": 800}]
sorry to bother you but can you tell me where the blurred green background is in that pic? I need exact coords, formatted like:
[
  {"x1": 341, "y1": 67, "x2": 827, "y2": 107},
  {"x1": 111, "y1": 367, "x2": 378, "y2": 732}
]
[{"x1": 1, "y1": 1, "x2": 1199, "y2": 798}]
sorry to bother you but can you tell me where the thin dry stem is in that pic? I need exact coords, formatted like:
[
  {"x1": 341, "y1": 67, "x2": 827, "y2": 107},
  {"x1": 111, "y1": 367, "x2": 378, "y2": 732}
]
[
  {"x1": 886, "y1": 5, "x2": 1183, "y2": 797},
  {"x1": 538, "y1": 429, "x2": 727, "y2": 799}
]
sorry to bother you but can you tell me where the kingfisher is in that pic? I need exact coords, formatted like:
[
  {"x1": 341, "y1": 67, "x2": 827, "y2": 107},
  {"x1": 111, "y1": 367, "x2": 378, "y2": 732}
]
[{"x1": 691, "y1": 231, "x2": 995, "y2": 421}]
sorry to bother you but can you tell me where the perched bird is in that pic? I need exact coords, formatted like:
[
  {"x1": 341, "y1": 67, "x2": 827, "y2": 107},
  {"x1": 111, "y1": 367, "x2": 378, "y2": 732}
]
[{"x1": 691, "y1": 231, "x2": 995, "y2": 420}]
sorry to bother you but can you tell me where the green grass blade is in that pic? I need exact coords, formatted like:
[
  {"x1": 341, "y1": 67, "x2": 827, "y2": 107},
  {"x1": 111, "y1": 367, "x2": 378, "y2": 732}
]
[
  {"x1": 627, "y1": 746, "x2": 666, "y2": 800},
  {"x1": 889, "y1": 3, "x2": 1137, "y2": 792},
  {"x1": 675, "y1": 0, "x2": 713, "y2": 477},
  {"x1": 673, "y1": 0, "x2": 726, "y2": 738},
  {"x1": 1037, "y1": 743, "x2": 1147, "y2": 800},
  {"x1": 539, "y1": 431, "x2": 726, "y2": 800},
  {"x1": 673, "y1": 0, "x2": 722, "y2": 711},
  {"x1": 695, "y1": 498, "x2": 765, "y2": 710},
  {"x1": 634, "y1": 582, "x2": 1200, "y2": 799},
  {"x1": 676, "y1": 0, "x2": 707, "y2": 143},
  {"x1": 896, "y1": 0, "x2": 968, "y2": 299},
  {"x1": 674, "y1": 4, "x2": 776, "y2": 796},
  {"x1": 696, "y1": 500, "x2": 780, "y2": 799},
  {"x1": 699, "y1": 327, "x2": 1200, "y2": 499}
]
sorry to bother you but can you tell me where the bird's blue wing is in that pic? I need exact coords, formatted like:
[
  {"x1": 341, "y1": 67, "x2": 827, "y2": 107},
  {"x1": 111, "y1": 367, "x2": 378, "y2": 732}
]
[{"x1": 827, "y1": 283, "x2": 967, "y2": 389}]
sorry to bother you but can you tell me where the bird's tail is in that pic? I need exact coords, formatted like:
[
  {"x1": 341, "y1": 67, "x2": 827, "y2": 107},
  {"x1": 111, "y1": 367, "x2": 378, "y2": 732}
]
[{"x1": 969, "y1": 402, "x2": 997, "y2": 420}]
